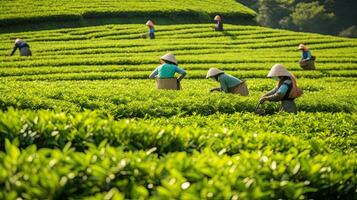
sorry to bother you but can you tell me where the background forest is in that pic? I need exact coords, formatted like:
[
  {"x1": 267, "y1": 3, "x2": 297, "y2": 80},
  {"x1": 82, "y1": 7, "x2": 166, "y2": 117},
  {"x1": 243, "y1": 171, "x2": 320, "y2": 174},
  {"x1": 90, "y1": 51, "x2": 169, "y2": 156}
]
[{"x1": 239, "y1": 0, "x2": 357, "y2": 37}]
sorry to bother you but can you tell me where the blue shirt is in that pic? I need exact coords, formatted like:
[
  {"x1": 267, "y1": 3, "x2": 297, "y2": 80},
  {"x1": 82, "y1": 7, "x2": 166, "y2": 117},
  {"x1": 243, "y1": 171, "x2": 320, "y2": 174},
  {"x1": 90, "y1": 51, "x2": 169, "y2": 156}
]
[
  {"x1": 149, "y1": 27, "x2": 155, "y2": 39},
  {"x1": 302, "y1": 50, "x2": 312, "y2": 60},
  {"x1": 149, "y1": 63, "x2": 186, "y2": 78},
  {"x1": 215, "y1": 21, "x2": 223, "y2": 31},
  {"x1": 218, "y1": 73, "x2": 242, "y2": 93},
  {"x1": 10, "y1": 41, "x2": 30, "y2": 56},
  {"x1": 16, "y1": 42, "x2": 29, "y2": 48},
  {"x1": 149, "y1": 27, "x2": 155, "y2": 34}
]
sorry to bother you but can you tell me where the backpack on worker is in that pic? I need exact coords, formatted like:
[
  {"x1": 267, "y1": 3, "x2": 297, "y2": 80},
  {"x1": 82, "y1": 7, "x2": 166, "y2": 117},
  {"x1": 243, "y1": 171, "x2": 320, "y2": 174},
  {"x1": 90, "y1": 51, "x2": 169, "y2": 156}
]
[
  {"x1": 156, "y1": 78, "x2": 181, "y2": 90},
  {"x1": 288, "y1": 77, "x2": 303, "y2": 99}
]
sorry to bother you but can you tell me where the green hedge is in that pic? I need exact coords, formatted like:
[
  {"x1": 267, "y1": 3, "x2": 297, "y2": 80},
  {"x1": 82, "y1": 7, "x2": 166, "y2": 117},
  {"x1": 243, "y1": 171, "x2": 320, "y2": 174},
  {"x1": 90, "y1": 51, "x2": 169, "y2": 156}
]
[
  {"x1": 0, "y1": 109, "x2": 356, "y2": 153},
  {"x1": 1, "y1": 140, "x2": 356, "y2": 199}
]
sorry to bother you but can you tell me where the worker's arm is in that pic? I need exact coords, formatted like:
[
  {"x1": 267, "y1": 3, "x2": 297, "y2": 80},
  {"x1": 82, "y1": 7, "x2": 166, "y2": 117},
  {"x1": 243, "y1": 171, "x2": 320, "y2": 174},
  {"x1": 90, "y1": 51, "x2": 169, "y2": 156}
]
[
  {"x1": 263, "y1": 87, "x2": 278, "y2": 97},
  {"x1": 149, "y1": 67, "x2": 159, "y2": 79},
  {"x1": 261, "y1": 84, "x2": 289, "y2": 102},
  {"x1": 175, "y1": 67, "x2": 186, "y2": 81},
  {"x1": 263, "y1": 92, "x2": 285, "y2": 102},
  {"x1": 9, "y1": 46, "x2": 17, "y2": 56}
]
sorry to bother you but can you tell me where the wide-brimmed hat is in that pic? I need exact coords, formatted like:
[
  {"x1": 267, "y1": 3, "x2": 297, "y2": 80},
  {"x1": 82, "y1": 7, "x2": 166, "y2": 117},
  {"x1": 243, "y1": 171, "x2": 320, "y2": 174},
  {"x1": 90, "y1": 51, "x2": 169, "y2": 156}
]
[
  {"x1": 206, "y1": 68, "x2": 224, "y2": 78},
  {"x1": 214, "y1": 15, "x2": 222, "y2": 21},
  {"x1": 15, "y1": 38, "x2": 23, "y2": 44},
  {"x1": 146, "y1": 20, "x2": 154, "y2": 27},
  {"x1": 267, "y1": 64, "x2": 292, "y2": 77},
  {"x1": 298, "y1": 44, "x2": 307, "y2": 50},
  {"x1": 160, "y1": 53, "x2": 177, "y2": 64}
]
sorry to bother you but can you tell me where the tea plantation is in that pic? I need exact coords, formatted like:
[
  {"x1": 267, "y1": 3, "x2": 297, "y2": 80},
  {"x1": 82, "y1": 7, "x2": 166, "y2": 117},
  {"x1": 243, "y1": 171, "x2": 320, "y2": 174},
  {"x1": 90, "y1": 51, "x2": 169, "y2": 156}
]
[
  {"x1": 0, "y1": 1, "x2": 356, "y2": 199},
  {"x1": 0, "y1": 0, "x2": 256, "y2": 27}
]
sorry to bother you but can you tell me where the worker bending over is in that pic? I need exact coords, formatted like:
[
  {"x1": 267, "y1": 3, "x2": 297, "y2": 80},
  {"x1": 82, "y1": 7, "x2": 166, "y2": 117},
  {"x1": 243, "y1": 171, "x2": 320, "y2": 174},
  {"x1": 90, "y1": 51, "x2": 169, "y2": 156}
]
[
  {"x1": 9, "y1": 39, "x2": 32, "y2": 56},
  {"x1": 206, "y1": 68, "x2": 248, "y2": 96},
  {"x1": 298, "y1": 44, "x2": 315, "y2": 70},
  {"x1": 259, "y1": 64, "x2": 303, "y2": 113}
]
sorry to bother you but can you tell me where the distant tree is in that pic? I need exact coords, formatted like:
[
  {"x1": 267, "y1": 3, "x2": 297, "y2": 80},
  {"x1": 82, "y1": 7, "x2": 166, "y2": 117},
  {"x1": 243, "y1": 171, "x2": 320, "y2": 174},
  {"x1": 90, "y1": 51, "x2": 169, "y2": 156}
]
[
  {"x1": 327, "y1": 0, "x2": 357, "y2": 34},
  {"x1": 238, "y1": 0, "x2": 356, "y2": 37},
  {"x1": 257, "y1": 0, "x2": 292, "y2": 28},
  {"x1": 238, "y1": 0, "x2": 259, "y2": 11},
  {"x1": 290, "y1": 1, "x2": 335, "y2": 33},
  {"x1": 279, "y1": 16, "x2": 296, "y2": 30},
  {"x1": 339, "y1": 25, "x2": 357, "y2": 38}
]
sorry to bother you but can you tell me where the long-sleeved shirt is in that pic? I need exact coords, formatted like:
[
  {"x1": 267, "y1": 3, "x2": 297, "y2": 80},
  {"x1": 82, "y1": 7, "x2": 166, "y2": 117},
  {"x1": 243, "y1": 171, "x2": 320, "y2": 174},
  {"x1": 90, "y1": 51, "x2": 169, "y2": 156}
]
[
  {"x1": 301, "y1": 50, "x2": 312, "y2": 61},
  {"x1": 218, "y1": 73, "x2": 241, "y2": 93},
  {"x1": 215, "y1": 21, "x2": 223, "y2": 31},
  {"x1": 10, "y1": 41, "x2": 30, "y2": 56},
  {"x1": 264, "y1": 79, "x2": 292, "y2": 101},
  {"x1": 149, "y1": 27, "x2": 155, "y2": 39},
  {"x1": 149, "y1": 63, "x2": 186, "y2": 80}
]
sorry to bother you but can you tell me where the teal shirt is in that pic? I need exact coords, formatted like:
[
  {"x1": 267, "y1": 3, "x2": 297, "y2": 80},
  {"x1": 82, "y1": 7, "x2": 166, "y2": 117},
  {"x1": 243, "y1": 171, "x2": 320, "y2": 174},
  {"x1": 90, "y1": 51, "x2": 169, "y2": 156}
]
[
  {"x1": 218, "y1": 73, "x2": 242, "y2": 93},
  {"x1": 277, "y1": 79, "x2": 292, "y2": 95},
  {"x1": 149, "y1": 63, "x2": 186, "y2": 78}
]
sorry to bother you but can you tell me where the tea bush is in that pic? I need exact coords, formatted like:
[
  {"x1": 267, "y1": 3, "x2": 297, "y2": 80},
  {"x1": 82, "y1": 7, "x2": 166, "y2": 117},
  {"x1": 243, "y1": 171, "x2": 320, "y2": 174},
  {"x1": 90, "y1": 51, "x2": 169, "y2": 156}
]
[
  {"x1": 0, "y1": 139, "x2": 356, "y2": 199},
  {"x1": 0, "y1": 23, "x2": 356, "y2": 199}
]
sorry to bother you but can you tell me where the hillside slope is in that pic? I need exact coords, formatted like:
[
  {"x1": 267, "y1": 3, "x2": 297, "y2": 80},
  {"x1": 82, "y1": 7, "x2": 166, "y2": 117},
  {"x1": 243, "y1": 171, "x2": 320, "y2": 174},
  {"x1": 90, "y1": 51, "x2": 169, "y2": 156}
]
[
  {"x1": 0, "y1": 0, "x2": 256, "y2": 29},
  {"x1": 0, "y1": 24, "x2": 356, "y2": 114},
  {"x1": 1, "y1": 24, "x2": 356, "y2": 78}
]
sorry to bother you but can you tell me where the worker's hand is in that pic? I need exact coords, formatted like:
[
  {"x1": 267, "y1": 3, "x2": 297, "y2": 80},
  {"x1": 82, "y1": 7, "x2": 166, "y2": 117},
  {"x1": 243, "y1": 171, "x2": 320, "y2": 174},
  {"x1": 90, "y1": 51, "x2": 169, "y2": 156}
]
[
  {"x1": 177, "y1": 80, "x2": 181, "y2": 90},
  {"x1": 210, "y1": 88, "x2": 220, "y2": 93}
]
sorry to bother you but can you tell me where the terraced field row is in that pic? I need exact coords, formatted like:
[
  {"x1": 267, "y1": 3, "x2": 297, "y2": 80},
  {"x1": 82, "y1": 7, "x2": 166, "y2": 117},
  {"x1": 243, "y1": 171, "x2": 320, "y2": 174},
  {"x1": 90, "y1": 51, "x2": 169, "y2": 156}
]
[
  {"x1": 1, "y1": 24, "x2": 357, "y2": 82},
  {"x1": 0, "y1": 25, "x2": 356, "y2": 114},
  {"x1": 0, "y1": 78, "x2": 355, "y2": 116}
]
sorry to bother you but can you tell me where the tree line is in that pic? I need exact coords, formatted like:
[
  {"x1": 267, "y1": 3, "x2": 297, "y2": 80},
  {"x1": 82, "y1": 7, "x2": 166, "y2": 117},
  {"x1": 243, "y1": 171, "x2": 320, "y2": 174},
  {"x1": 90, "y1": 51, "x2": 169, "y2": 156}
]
[{"x1": 239, "y1": 0, "x2": 357, "y2": 38}]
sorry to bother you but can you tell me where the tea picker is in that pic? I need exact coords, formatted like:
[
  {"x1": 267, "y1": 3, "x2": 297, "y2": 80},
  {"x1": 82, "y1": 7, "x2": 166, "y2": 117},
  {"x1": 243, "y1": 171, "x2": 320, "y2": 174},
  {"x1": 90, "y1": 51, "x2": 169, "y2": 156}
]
[
  {"x1": 214, "y1": 15, "x2": 223, "y2": 31},
  {"x1": 141, "y1": 20, "x2": 155, "y2": 39},
  {"x1": 9, "y1": 39, "x2": 32, "y2": 56},
  {"x1": 298, "y1": 44, "x2": 316, "y2": 70},
  {"x1": 206, "y1": 68, "x2": 249, "y2": 96},
  {"x1": 149, "y1": 53, "x2": 186, "y2": 90},
  {"x1": 259, "y1": 64, "x2": 303, "y2": 114}
]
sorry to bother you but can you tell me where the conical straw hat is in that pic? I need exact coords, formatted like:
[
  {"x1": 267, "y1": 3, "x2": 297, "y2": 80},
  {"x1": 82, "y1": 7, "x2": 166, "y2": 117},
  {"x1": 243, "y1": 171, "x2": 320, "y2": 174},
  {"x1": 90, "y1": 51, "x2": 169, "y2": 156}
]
[
  {"x1": 267, "y1": 64, "x2": 292, "y2": 77},
  {"x1": 214, "y1": 15, "x2": 222, "y2": 21},
  {"x1": 15, "y1": 38, "x2": 23, "y2": 44},
  {"x1": 206, "y1": 68, "x2": 224, "y2": 78},
  {"x1": 146, "y1": 20, "x2": 154, "y2": 27},
  {"x1": 298, "y1": 44, "x2": 308, "y2": 50},
  {"x1": 160, "y1": 53, "x2": 177, "y2": 64}
]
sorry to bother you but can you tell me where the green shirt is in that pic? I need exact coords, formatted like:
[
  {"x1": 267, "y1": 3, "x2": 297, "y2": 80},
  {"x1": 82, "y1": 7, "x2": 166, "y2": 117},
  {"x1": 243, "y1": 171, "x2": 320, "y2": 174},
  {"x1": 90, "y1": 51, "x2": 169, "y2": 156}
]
[
  {"x1": 149, "y1": 63, "x2": 186, "y2": 78},
  {"x1": 218, "y1": 73, "x2": 242, "y2": 93}
]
